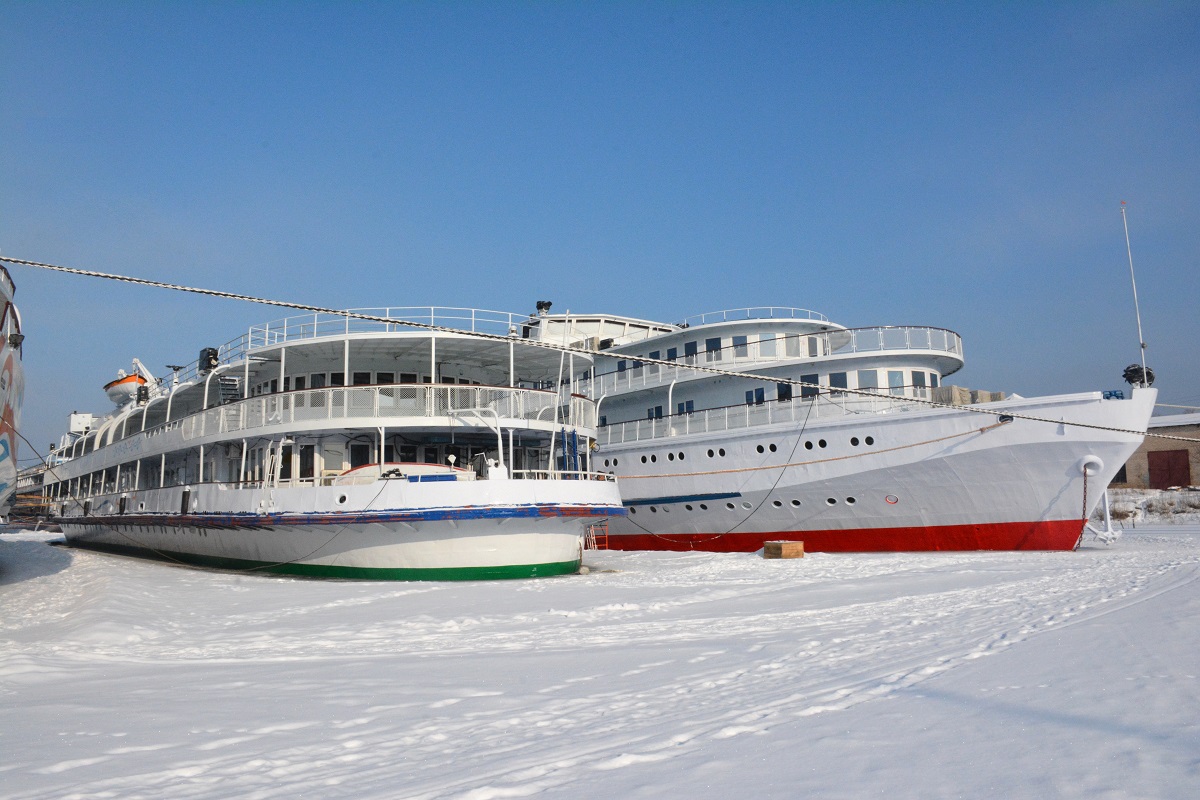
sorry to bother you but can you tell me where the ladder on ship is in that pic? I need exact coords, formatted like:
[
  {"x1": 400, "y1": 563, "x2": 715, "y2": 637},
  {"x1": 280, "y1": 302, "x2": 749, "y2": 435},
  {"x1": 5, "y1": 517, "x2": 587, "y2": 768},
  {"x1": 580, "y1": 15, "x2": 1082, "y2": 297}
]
[{"x1": 585, "y1": 520, "x2": 608, "y2": 550}]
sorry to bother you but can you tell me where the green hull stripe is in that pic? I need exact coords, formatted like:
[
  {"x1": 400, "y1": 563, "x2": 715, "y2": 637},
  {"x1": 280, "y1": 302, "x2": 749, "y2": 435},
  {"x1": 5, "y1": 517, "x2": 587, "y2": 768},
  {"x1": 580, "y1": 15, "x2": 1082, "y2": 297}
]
[{"x1": 70, "y1": 542, "x2": 581, "y2": 581}]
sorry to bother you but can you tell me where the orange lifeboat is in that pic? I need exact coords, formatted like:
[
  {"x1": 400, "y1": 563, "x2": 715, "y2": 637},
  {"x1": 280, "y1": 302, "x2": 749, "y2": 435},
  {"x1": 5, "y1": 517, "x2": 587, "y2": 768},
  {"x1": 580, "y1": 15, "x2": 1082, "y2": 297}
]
[{"x1": 104, "y1": 372, "x2": 147, "y2": 406}]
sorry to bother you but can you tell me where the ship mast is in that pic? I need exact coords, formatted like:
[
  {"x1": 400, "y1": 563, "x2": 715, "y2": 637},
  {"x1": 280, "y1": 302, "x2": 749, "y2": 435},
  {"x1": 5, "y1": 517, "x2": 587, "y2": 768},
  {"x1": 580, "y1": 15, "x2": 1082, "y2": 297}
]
[{"x1": 1120, "y1": 202, "x2": 1149, "y2": 385}]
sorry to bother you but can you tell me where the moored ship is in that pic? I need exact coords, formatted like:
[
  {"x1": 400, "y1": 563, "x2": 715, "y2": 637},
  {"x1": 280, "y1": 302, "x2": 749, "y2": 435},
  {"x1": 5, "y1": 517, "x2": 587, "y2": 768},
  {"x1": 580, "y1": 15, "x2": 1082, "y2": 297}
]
[
  {"x1": 0, "y1": 266, "x2": 25, "y2": 518},
  {"x1": 41, "y1": 307, "x2": 623, "y2": 579},
  {"x1": 524, "y1": 307, "x2": 1155, "y2": 552}
]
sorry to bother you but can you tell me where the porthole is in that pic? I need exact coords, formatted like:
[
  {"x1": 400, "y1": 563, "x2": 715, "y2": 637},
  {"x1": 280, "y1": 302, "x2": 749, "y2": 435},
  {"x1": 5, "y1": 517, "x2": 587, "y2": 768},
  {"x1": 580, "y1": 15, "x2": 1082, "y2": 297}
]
[
  {"x1": 699, "y1": 503, "x2": 708, "y2": 510},
  {"x1": 641, "y1": 455, "x2": 648, "y2": 464},
  {"x1": 668, "y1": 452, "x2": 675, "y2": 461},
  {"x1": 613, "y1": 458, "x2": 618, "y2": 466},
  {"x1": 685, "y1": 504, "x2": 694, "y2": 511},
  {"x1": 885, "y1": 495, "x2": 899, "y2": 505},
  {"x1": 630, "y1": 507, "x2": 638, "y2": 514},
  {"x1": 826, "y1": 497, "x2": 837, "y2": 505},
  {"x1": 805, "y1": 441, "x2": 814, "y2": 450},
  {"x1": 769, "y1": 443, "x2": 777, "y2": 452},
  {"x1": 707, "y1": 449, "x2": 715, "y2": 457},
  {"x1": 756, "y1": 444, "x2": 765, "y2": 454},
  {"x1": 663, "y1": 506, "x2": 670, "y2": 513},
  {"x1": 678, "y1": 452, "x2": 685, "y2": 460},
  {"x1": 846, "y1": 497, "x2": 857, "y2": 505},
  {"x1": 650, "y1": 506, "x2": 657, "y2": 512},
  {"x1": 818, "y1": 439, "x2": 827, "y2": 448},
  {"x1": 772, "y1": 500, "x2": 783, "y2": 508},
  {"x1": 726, "y1": 502, "x2": 735, "y2": 510},
  {"x1": 604, "y1": 458, "x2": 611, "y2": 466},
  {"x1": 742, "y1": 501, "x2": 752, "y2": 509},
  {"x1": 865, "y1": 436, "x2": 875, "y2": 445},
  {"x1": 719, "y1": 448, "x2": 726, "y2": 457},
  {"x1": 651, "y1": 454, "x2": 657, "y2": 463},
  {"x1": 337, "y1": 494, "x2": 348, "y2": 505},
  {"x1": 850, "y1": 437, "x2": 859, "y2": 446},
  {"x1": 790, "y1": 499, "x2": 801, "y2": 507}
]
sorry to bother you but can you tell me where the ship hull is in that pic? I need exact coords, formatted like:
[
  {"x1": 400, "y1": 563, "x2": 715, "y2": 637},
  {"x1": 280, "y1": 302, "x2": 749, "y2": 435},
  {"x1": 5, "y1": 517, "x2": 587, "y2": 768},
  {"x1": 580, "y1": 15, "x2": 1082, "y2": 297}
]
[
  {"x1": 600, "y1": 389, "x2": 1155, "y2": 553},
  {"x1": 58, "y1": 478, "x2": 623, "y2": 579}
]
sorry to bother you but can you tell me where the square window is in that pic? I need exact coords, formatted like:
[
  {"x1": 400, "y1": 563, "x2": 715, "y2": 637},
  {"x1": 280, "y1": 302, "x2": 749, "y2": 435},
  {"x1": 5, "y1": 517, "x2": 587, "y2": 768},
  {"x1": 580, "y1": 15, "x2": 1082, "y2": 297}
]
[
  {"x1": 684, "y1": 341, "x2": 698, "y2": 361},
  {"x1": 330, "y1": 372, "x2": 345, "y2": 387},
  {"x1": 754, "y1": 387, "x2": 765, "y2": 405},
  {"x1": 705, "y1": 337, "x2": 722, "y2": 362},
  {"x1": 733, "y1": 335, "x2": 748, "y2": 357},
  {"x1": 930, "y1": 373, "x2": 940, "y2": 388},
  {"x1": 759, "y1": 334, "x2": 776, "y2": 357},
  {"x1": 353, "y1": 372, "x2": 371, "y2": 386},
  {"x1": 294, "y1": 375, "x2": 306, "y2": 391},
  {"x1": 857, "y1": 369, "x2": 878, "y2": 391},
  {"x1": 667, "y1": 347, "x2": 678, "y2": 361},
  {"x1": 830, "y1": 372, "x2": 848, "y2": 394},
  {"x1": 800, "y1": 373, "x2": 819, "y2": 398},
  {"x1": 888, "y1": 370, "x2": 905, "y2": 395},
  {"x1": 777, "y1": 382, "x2": 793, "y2": 402},
  {"x1": 377, "y1": 372, "x2": 394, "y2": 384},
  {"x1": 617, "y1": 360, "x2": 627, "y2": 373},
  {"x1": 400, "y1": 372, "x2": 417, "y2": 383}
]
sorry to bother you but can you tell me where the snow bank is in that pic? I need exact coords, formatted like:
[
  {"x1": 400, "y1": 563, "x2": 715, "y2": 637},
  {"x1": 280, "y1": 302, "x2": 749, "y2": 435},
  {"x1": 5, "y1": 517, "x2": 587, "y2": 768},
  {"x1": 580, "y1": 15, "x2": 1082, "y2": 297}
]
[{"x1": 3, "y1": 526, "x2": 1199, "y2": 798}]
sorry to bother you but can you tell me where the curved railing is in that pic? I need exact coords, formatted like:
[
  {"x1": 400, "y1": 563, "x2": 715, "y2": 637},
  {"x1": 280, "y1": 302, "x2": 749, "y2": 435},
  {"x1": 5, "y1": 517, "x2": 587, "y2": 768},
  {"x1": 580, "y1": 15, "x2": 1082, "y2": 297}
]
[
  {"x1": 248, "y1": 307, "x2": 530, "y2": 349},
  {"x1": 675, "y1": 307, "x2": 830, "y2": 328},
  {"x1": 591, "y1": 325, "x2": 963, "y2": 396},
  {"x1": 178, "y1": 384, "x2": 595, "y2": 441}
]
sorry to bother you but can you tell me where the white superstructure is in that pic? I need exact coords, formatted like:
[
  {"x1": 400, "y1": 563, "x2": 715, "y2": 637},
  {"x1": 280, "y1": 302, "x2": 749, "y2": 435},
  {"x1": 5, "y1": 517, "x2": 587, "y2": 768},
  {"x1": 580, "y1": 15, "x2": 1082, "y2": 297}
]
[{"x1": 42, "y1": 307, "x2": 623, "y2": 579}]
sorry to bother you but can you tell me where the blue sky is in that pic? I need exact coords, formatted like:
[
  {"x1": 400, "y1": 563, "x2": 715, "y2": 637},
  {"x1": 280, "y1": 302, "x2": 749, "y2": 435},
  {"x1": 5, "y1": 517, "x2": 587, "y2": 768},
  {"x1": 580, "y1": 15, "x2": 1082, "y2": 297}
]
[{"x1": 2, "y1": 1, "x2": 1198, "y2": 462}]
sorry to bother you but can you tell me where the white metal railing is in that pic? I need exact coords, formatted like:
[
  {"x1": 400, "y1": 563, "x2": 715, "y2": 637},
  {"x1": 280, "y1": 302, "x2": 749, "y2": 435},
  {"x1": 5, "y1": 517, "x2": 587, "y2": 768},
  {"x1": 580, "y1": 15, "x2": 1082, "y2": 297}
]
[
  {"x1": 596, "y1": 392, "x2": 930, "y2": 446},
  {"x1": 675, "y1": 307, "x2": 829, "y2": 327},
  {"x1": 247, "y1": 307, "x2": 531, "y2": 350},
  {"x1": 179, "y1": 384, "x2": 595, "y2": 441},
  {"x1": 591, "y1": 325, "x2": 963, "y2": 396}
]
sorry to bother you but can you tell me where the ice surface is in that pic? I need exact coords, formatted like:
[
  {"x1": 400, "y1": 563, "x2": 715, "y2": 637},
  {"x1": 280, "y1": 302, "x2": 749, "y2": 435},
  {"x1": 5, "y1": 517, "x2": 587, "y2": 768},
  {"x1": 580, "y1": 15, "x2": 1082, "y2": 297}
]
[{"x1": 2, "y1": 527, "x2": 1198, "y2": 799}]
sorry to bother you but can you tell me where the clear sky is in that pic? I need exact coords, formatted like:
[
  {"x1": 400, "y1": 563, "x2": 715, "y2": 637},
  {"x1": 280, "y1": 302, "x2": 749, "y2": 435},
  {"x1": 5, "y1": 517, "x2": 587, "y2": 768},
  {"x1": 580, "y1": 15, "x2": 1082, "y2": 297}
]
[{"x1": 2, "y1": 1, "x2": 1197, "y2": 463}]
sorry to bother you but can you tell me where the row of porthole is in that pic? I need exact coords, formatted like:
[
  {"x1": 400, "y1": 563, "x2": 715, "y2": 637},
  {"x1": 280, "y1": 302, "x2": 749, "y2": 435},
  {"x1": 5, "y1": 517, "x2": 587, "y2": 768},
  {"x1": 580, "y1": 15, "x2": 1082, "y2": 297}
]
[
  {"x1": 630, "y1": 496, "x2": 859, "y2": 514},
  {"x1": 603, "y1": 435, "x2": 880, "y2": 468}
]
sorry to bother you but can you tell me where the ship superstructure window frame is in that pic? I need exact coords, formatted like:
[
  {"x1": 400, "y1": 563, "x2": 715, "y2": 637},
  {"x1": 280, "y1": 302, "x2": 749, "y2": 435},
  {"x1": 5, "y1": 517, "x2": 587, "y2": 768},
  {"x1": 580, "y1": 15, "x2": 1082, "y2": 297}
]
[
  {"x1": 759, "y1": 333, "x2": 776, "y2": 357},
  {"x1": 857, "y1": 369, "x2": 879, "y2": 392},
  {"x1": 705, "y1": 337, "x2": 722, "y2": 362},
  {"x1": 732, "y1": 335, "x2": 748, "y2": 357},
  {"x1": 830, "y1": 372, "x2": 848, "y2": 396},
  {"x1": 684, "y1": 341, "x2": 698, "y2": 363},
  {"x1": 888, "y1": 370, "x2": 905, "y2": 396},
  {"x1": 777, "y1": 383, "x2": 793, "y2": 402},
  {"x1": 800, "y1": 373, "x2": 819, "y2": 399}
]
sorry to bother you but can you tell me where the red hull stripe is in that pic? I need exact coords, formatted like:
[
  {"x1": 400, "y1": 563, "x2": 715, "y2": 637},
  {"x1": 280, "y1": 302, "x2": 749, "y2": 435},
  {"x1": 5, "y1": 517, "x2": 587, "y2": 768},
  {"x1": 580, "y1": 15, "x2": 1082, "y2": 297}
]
[{"x1": 607, "y1": 519, "x2": 1086, "y2": 553}]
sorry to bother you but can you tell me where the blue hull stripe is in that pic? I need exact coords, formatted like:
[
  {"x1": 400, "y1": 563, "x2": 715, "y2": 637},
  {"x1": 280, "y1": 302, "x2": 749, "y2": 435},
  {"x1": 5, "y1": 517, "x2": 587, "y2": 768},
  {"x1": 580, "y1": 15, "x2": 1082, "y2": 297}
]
[
  {"x1": 57, "y1": 504, "x2": 626, "y2": 530},
  {"x1": 623, "y1": 491, "x2": 742, "y2": 506}
]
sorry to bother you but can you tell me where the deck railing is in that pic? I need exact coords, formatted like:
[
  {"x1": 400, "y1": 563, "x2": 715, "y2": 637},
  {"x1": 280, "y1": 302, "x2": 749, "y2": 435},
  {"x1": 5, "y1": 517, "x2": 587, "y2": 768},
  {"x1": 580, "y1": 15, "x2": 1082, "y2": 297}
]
[
  {"x1": 179, "y1": 384, "x2": 595, "y2": 441},
  {"x1": 590, "y1": 325, "x2": 963, "y2": 396}
]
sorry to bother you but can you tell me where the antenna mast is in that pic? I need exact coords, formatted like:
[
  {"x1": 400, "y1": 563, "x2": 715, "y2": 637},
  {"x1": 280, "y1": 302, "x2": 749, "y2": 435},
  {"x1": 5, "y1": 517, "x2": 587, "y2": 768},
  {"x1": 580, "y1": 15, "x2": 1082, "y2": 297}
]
[{"x1": 1120, "y1": 202, "x2": 1148, "y2": 384}]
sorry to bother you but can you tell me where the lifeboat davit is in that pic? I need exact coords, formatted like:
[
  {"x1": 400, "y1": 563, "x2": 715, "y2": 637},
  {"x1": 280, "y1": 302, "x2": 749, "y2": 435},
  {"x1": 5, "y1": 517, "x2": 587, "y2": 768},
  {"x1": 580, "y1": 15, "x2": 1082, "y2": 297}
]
[{"x1": 104, "y1": 372, "x2": 146, "y2": 406}]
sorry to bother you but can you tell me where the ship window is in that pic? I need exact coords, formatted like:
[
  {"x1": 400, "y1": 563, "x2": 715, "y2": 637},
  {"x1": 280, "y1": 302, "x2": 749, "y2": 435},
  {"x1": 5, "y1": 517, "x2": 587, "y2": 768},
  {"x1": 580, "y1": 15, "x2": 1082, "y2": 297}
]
[
  {"x1": 777, "y1": 383, "x2": 792, "y2": 402},
  {"x1": 353, "y1": 372, "x2": 372, "y2": 386},
  {"x1": 667, "y1": 347, "x2": 678, "y2": 362},
  {"x1": 800, "y1": 374, "x2": 819, "y2": 399},
  {"x1": 808, "y1": 337, "x2": 820, "y2": 357},
  {"x1": 310, "y1": 373, "x2": 326, "y2": 389},
  {"x1": 684, "y1": 341, "x2": 698, "y2": 362},
  {"x1": 746, "y1": 390, "x2": 754, "y2": 406},
  {"x1": 888, "y1": 371, "x2": 905, "y2": 395},
  {"x1": 756, "y1": 445, "x2": 764, "y2": 453},
  {"x1": 733, "y1": 336, "x2": 748, "y2": 357},
  {"x1": 773, "y1": 500, "x2": 783, "y2": 507},
  {"x1": 865, "y1": 436, "x2": 875, "y2": 445},
  {"x1": 294, "y1": 375, "x2": 306, "y2": 391},
  {"x1": 377, "y1": 372, "x2": 394, "y2": 385},
  {"x1": 283, "y1": 377, "x2": 291, "y2": 391},
  {"x1": 400, "y1": 445, "x2": 418, "y2": 462},
  {"x1": 331, "y1": 372, "x2": 345, "y2": 387},
  {"x1": 677, "y1": 400, "x2": 694, "y2": 415},
  {"x1": 830, "y1": 372, "x2": 848, "y2": 395},
  {"x1": 599, "y1": 415, "x2": 607, "y2": 427},
  {"x1": 649, "y1": 350, "x2": 660, "y2": 361},
  {"x1": 930, "y1": 372, "x2": 940, "y2": 388},
  {"x1": 270, "y1": 379, "x2": 278, "y2": 393},
  {"x1": 279, "y1": 445, "x2": 293, "y2": 480},
  {"x1": 705, "y1": 337, "x2": 722, "y2": 362},
  {"x1": 299, "y1": 444, "x2": 315, "y2": 479},
  {"x1": 784, "y1": 334, "x2": 802, "y2": 357},
  {"x1": 707, "y1": 449, "x2": 715, "y2": 457},
  {"x1": 759, "y1": 333, "x2": 776, "y2": 357},
  {"x1": 754, "y1": 388, "x2": 765, "y2": 405},
  {"x1": 617, "y1": 360, "x2": 627, "y2": 373},
  {"x1": 400, "y1": 373, "x2": 417, "y2": 383},
  {"x1": 699, "y1": 503, "x2": 708, "y2": 510},
  {"x1": 857, "y1": 369, "x2": 878, "y2": 391},
  {"x1": 791, "y1": 499, "x2": 801, "y2": 507},
  {"x1": 913, "y1": 372, "x2": 927, "y2": 388},
  {"x1": 350, "y1": 443, "x2": 371, "y2": 468}
]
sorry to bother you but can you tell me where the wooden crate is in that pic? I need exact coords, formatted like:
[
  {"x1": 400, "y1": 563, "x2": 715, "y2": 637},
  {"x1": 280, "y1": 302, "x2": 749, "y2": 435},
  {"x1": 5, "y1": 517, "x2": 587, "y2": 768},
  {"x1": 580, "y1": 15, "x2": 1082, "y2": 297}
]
[{"x1": 763, "y1": 540, "x2": 805, "y2": 559}]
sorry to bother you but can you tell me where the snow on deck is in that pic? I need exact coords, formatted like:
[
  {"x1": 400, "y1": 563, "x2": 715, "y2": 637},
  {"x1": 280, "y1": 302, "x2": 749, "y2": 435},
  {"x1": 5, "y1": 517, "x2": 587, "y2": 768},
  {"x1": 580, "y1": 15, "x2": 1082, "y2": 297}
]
[{"x1": 2, "y1": 527, "x2": 1198, "y2": 798}]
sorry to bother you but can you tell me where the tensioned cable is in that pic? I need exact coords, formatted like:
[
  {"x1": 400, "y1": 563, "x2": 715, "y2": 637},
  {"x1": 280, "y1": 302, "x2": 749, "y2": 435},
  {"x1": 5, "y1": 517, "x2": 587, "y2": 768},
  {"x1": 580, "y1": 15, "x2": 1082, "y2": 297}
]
[{"x1": 3, "y1": 254, "x2": 1196, "y2": 443}]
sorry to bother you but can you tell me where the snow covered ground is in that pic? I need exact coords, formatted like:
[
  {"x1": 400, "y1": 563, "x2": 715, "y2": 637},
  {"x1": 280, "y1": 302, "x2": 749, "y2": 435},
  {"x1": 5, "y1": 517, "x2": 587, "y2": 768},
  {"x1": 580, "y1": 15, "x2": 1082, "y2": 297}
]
[{"x1": 3, "y1": 525, "x2": 1198, "y2": 799}]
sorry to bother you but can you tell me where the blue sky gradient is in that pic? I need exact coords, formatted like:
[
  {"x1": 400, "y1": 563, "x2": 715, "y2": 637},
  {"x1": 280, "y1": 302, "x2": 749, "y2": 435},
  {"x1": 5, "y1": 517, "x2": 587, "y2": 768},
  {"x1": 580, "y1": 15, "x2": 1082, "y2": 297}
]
[{"x1": 2, "y1": 2, "x2": 1197, "y2": 460}]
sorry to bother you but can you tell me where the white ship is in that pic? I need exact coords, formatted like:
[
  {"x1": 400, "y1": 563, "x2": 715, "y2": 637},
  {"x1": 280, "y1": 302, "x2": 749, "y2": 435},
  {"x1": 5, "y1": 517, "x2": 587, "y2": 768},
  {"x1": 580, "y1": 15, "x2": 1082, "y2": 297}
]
[
  {"x1": 524, "y1": 307, "x2": 1155, "y2": 552},
  {"x1": 41, "y1": 308, "x2": 623, "y2": 579},
  {"x1": 0, "y1": 266, "x2": 25, "y2": 517}
]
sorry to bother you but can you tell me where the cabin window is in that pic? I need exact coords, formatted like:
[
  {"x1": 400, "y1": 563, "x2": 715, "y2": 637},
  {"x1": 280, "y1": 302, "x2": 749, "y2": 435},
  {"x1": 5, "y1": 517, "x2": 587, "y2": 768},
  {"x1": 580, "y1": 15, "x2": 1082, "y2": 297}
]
[
  {"x1": 667, "y1": 347, "x2": 678, "y2": 362},
  {"x1": 705, "y1": 337, "x2": 722, "y2": 362},
  {"x1": 777, "y1": 383, "x2": 793, "y2": 402},
  {"x1": 384, "y1": 444, "x2": 395, "y2": 463},
  {"x1": 283, "y1": 377, "x2": 291, "y2": 391},
  {"x1": 830, "y1": 372, "x2": 848, "y2": 395},
  {"x1": 350, "y1": 443, "x2": 371, "y2": 468},
  {"x1": 888, "y1": 370, "x2": 905, "y2": 396},
  {"x1": 299, "y1": 444, "x2": 315, "y2": 479},
  {"x1": 270, "y1": 379, "x2": 278, "y2": 394},
  {"x1": 330, "y1": 372, "x2": 345, "y2": 387},
  {"x1": 857, "y1": 370, "x2": 879, "y2": 391},
  {"x1": 733, "y1": 336, "x2": 748, "y2": 357},
  {"x1": 800, "y1": 373, "x2": 819, "y2": 399},
  {"x1": 353, "y1": 372, "x2": 371, "y2": 386},
  {"x1": 310, "y1": 373, "x2": 326, "y2": 389},
  {"x1": 784, "y1": 335, "x2": 802, "y2": 357},
  {"x1": 377, "y1": 372, "x2": 394, "y2": 384},
  {"x1": 599, "y1": 415, "x2": 607, "y2": 427},
  {"x1": 929, "y1": 372, "x2": 940, "y2": 388},
  {"x1": 807, "y1": 337, "x2": 820, "y2": 358},
  {"x1": 647, "y1": 406, "x2": 663, "y2": 419},
  {"x1": 400, "y1": 373, "x2": 416, "y2": 383},
  {"x1": 759, "y1": 334, "x2": 776, "y2": 357},
  {"x1": 677, "y1": 400, "x2": 694, "y2": 414},
  {"x1": 399, "y1": 445, "x2": 418, "y2": 462},
  {"x1": 294, "y1": 375, "x2": 306, "y2": 391},
  {"x1": 649, "y1": 350, "x2": 660, "y2": 361},
  {"x1": 684, "y1": 341, "x2": 698, "y2": 362},
  {"x1": 617, "y1": 360, "x2": 627, "y2": 373},
  {"x1": 279, "y1": 445, "x2": 293, "y2": 480},
  {"x1": 745, "y1": 388, "x2": 765, "y2": 405}
]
